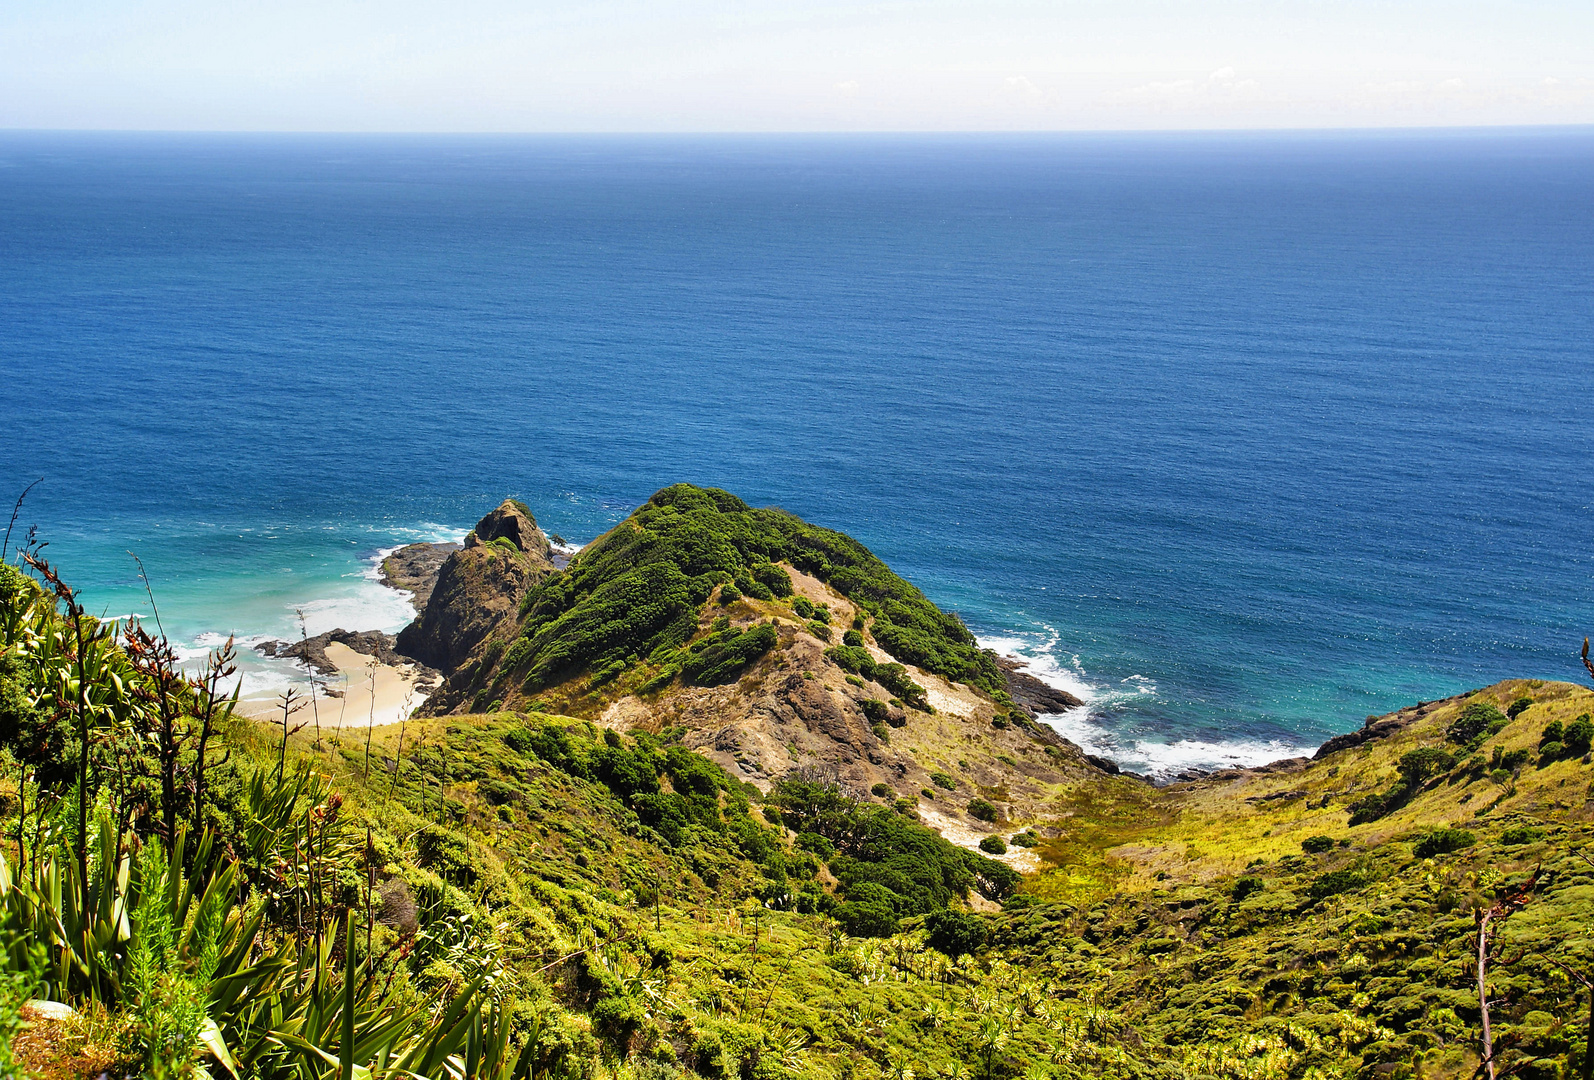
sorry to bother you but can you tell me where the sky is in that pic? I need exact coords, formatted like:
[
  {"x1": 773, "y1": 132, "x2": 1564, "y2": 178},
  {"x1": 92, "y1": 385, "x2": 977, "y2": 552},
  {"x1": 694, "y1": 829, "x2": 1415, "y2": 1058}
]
[{"x1": 1, "y1": 0, "x2": 1591, "y2": 132}]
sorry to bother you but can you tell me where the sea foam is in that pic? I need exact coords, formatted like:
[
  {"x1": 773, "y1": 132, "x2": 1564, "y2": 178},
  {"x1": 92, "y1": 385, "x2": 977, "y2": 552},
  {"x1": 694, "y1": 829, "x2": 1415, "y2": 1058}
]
[{"x1": 978, "y1": 628, "x2": 1317, "y2": 779}]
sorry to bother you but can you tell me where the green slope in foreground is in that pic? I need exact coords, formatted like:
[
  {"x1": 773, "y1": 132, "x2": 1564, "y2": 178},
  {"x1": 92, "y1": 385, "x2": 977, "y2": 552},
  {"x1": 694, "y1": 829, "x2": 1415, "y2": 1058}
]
[{"x1": 4, "y1": 522, "x2": 1594, "y2": 1080}]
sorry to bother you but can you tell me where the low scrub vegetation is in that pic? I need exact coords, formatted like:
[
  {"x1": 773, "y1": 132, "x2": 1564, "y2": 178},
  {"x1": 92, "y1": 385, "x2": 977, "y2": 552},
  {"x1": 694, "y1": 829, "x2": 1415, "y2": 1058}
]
[
  {"x1": 3, "y1": 532, "x2": 1593, "y2": 1080},
  {"x1": 500, "y1": 484, "x2": 1004, "y2": 699}
]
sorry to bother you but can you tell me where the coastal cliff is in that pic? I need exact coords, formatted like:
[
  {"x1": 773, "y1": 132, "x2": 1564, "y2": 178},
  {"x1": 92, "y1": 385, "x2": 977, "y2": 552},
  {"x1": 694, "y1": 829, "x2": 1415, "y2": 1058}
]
[
  {"x1": 5, "y1": 499, "x2": 1593, "y2": 1080},
  {"x1": 392, "y1": 484, "x2": 1116, "y2": 835},
  {"x1": 395, "y1": 499, "x2": 558, "y2": 672}
]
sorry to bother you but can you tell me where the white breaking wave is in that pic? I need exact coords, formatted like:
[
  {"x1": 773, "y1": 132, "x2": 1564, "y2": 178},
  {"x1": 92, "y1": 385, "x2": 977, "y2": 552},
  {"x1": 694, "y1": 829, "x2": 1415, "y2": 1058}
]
[
  {"x1": 290, "y1": 539, "x2": 455, "y2": 637},
  {"x1": 170, "y1": 632, "x2": 302, "y2": 699},
  {"x1": 979, "y1": 629, "x2": 1101, "y2": 704},
  {"x1": 977, "y1": 627, "x2": 1316, "y2": 780},
  {"x1": 1038, "y1": 707, "x2": 1314, "y2": 777},
  {"x1": 384, "y1": 522, "x2": 471, "y2": 545},
  {"x1": 292, "y1": 585, "x2": 415, "y2": 638},
  {"x1": 169, "y1": 533, "x2": 462, "y2": 699}
]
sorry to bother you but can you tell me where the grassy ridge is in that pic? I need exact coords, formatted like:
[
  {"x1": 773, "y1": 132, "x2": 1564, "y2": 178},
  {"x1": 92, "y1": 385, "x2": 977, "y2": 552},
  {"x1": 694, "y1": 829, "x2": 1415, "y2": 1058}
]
[
  {"x1": 6, "y1": 530, "x2": 1594, "y2": 1080},
  {"x1": 495, "y1": 484, "x2": 1004, "y2": 699}
]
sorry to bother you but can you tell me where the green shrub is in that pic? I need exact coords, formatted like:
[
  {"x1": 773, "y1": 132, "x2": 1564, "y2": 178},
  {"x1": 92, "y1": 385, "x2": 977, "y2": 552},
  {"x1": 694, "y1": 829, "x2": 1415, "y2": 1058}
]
[
  {"x1": 1308, "y1": 867, "x2": 1370, "y2": 900},
  {"x1": 512, "y1": 561, "x2": 714, "y2": 691},
  {"x1": 1231, "y1": 876, "x2": 1265, "y2": 901},
  {"x1": 870, "y1": 783, "x2": 892, "y2": 798},
  {"x1": 1009, "y1": 830, "x2": 1039, "y2": 848},
  {"x1": 792, "y1": 597, "x2": 815, "y2": 619},
  {"x1": 1541, "y1": 719, "x2": 1564, "y2": 745},
  {"x1": 796, "y1": 831, "x2": 836, "y2": 859},
  {"x1": 806, "y1": 620, "x2": 832, "y2": 642},
  {"x1": 835, "y1": 897, "x2": 898, "y2": 938},
  {"x1": 1398, "y1": 747, "x2": 1456, "y2": 784},
  {"x1": 1412, "y1": 828, "x2": 1475, "y2": 858},
  {"x1": 1500, "y1": 825, "x2": 1545, "y2": 845},
  {"x1": 680, "y1": 623, "x2": 777, "y2": 686},
  {"x1": 979, "y1": 835, "x2": 1007, "y2": 855},
  {"x1": 843, "y1": 629, "x2": 865, "y2": 648},
  {"x1": 967, "y1": 798, "x2": 998, "y2": 822},
  {"x1": 750, "y1": 563, "x2": 793, "y2": 597},
  {"x1": 811, "y1": 605, "x2": 831, "y2": 625},
  {"x1": 769, "y1": 776, "x2": 1018, "y2": 919},
  {"x1": 478, "y1": 778, "x2": 522, "y2": 805},
  {"x1": 1565, "y1": 715, "x2": 1593, "y2": 756},
  {"x1": 930, "y1": 772, "x2": 957, "y2": 791},
  {"x1": 718, "y1": 585, "x2": 741, "y2": 605},
  {"x1": 1301, "y1": 835, "x2": 1335, "y2": 853},
  {"x1": 860, "y1": 699, "x2": 888, "y2": 723},
  {"x1": 924, "y1": 909, "x2": 988, "y2": 957},
  {"x1": 1508, "y1": 697, "x2": 1535, "y2": 719},
  {"x1": 825, "y1": 645, "x2": 934, "y2": 706},
  {"x1": 737, "y1": 579, "x2": 774, "y2": 602},
  {"x1": 1447, "y1": 701, "x2": 1509, "y2": 746},
  {"x1": 1349, "y1": 746, "x2": 1455, "y2": 826},
  {"x1": 1538, "y1": 741, "x2": 1565, "y2": 765}
]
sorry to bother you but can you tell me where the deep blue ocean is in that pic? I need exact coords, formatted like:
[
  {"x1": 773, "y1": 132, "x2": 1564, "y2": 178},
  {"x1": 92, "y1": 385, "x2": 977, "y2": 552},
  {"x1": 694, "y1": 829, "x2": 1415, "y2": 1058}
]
[{"x1": 3, "y1": 130, "x2": 1592, "y2": 776}]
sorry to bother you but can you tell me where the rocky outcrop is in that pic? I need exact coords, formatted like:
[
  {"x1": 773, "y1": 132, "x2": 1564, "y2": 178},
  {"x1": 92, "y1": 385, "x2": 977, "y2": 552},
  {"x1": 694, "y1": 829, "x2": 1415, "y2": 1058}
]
[
  {"x1": 381, "y1": 542, "x2": 462, "y2": 615},
  {"x1": 395, "y1": 501, "x2": 556, "y2": 674},
  {"x1": 256, "y1": 629, "x2": 444, "y2": 691},
  {"x1": 1311, "y1": 695, "x2": 1465, "y2": 759},
  {"x1": 396, "y1": 493, "x2": 1122, "y2": 828},
  {"x1": 258, "y1": 629, "x2": 412, "y2": 677},
  {"x1": 998, "y1": 655, "x2": 1086, "y2": 716},
  {"x1": 464, "y1": 500, "x2": 552, "y2": 560}
]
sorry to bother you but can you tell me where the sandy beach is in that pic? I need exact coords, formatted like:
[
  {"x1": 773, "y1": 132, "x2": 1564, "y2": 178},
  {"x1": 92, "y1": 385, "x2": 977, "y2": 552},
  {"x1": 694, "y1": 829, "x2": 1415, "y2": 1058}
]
[{"x1": 237, "y1": 641, "x2": 429, "y2": 729}]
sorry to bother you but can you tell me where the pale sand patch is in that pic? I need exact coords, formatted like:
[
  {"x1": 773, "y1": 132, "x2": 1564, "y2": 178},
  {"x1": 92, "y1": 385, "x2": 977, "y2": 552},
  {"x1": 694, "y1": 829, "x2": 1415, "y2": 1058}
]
[
  {"x1": 238, "y1": 641, "x2": 428, "y2": 730},
  {"x1": 918, "y1": 804, "x2": 1040, "y2": 873}
]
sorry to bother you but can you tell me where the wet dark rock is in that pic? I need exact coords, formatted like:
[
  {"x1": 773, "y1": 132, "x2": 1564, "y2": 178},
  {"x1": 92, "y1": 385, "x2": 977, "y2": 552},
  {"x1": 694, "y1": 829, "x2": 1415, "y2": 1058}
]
[
  {"x1": 997, "y1": 655, "x2": 1085, "y2": 716},
  {"x1": 381, "y1": 542, "x2": 462, "y2": 615}
]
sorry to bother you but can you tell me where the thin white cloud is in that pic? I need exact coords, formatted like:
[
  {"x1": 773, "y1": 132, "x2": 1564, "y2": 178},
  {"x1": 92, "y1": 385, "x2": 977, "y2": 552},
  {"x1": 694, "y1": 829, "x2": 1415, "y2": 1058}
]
[
  {"x1": 1002, "y1": 75, "x2": 1043, "y2": 101},
  {"x1": 1, "y1": 0, "x2": 1592, "y2": 129}
]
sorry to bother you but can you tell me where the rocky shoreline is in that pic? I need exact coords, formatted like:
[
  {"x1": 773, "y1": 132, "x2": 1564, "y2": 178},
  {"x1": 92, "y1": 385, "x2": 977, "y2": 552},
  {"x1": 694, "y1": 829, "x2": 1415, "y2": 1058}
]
[
  {"x1": 378, "y1": 541, "x2": 462, "y2": 615},
  {"x1": 255, "y1": 629, "x2": 444, "y2": 693},
  {"x1": 266, "y1": 527, "x2": 1384, "y2": 784},
  {"x1": 995, "y1": 654, "x2": 1086, "y2": 716}
]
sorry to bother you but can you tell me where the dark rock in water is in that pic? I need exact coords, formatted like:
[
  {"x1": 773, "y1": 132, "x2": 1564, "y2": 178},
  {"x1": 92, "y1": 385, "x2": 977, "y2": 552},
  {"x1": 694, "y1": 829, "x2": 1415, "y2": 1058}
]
[
  {"x1": 395, "y1": 500, "x2": 556, "y2": 673},
  {"x1": 1085, "y1": 753, "x2": 1121, "y2": 775},
  {"x1": 381, "y1": 542, "x2": 462, "y2": 615},
  {"x1": 256, "y1": 629, "x2": 441, "y2": 689},
  {"x1": 996, "y1": 655, "x2": 1085, "y2": 716},
  {"x1": 1083, "y1": 752, "x2": 1152, "y2": 783}
]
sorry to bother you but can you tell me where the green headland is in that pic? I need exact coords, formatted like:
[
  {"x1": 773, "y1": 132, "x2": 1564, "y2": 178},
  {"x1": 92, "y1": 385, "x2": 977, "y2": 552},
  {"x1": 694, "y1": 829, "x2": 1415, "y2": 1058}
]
[{"x1": 2, "y1": 485, "x2": 1591, "y2": 1080}]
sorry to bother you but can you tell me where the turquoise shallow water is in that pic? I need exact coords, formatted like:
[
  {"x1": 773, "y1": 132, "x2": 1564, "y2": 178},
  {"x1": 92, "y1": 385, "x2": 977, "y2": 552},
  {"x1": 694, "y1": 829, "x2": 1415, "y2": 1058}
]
[{"x1": 2, "y1": 130, "x2": 1592, "y2": 775}]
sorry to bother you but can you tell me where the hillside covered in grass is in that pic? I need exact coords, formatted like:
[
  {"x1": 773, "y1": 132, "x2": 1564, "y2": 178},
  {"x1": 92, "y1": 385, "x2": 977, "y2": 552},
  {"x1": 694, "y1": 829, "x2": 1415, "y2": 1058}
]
[
  {"x1": 3, "y1": 491, "x2": 1594, "y2": 1080},
  {"x1": 420, "y1": 484, "x2": 1007, "y2": 714}
]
